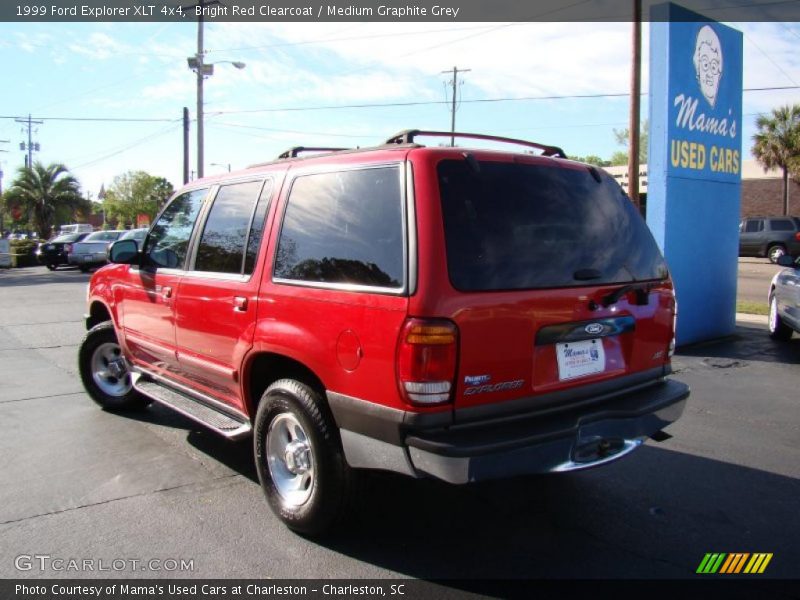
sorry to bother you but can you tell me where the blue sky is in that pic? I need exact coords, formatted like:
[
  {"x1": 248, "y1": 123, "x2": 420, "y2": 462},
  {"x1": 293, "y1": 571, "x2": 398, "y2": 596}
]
[{"x1": 0, "y1": 21, "x2": 798, "y2": 198}]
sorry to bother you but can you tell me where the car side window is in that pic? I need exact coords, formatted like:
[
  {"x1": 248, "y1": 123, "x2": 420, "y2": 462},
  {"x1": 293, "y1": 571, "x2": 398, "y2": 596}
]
[
  {"x1": 144, "y1": 188, "x2": 207, "y2": 269},
  {"x1": 274, "y1": 166, "x2": 404, "y2": 289},
  {"x1": 744, "y1": 219, "x2": 763, "y2": 233},
  {"x1": 194, "y1": 180, "x2": 270, "y2": 275},
  {"x1": 770, "y1": 219, "x2": 794, "y2": 231}
]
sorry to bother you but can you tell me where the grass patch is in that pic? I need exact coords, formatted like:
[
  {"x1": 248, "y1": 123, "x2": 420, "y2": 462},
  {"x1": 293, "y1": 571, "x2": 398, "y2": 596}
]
[{"x1": 737, "y1": 301, "x2": 769, "y2": 316}]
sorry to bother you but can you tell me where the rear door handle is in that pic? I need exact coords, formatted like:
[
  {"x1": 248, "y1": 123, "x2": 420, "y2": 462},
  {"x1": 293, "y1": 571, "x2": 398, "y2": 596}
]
[
  {"x1": 162, "y1": 286, "x2": 173, "y2": 299},
  {"x1": 233, "y1": 296, "x2": 248, "y2": 312}
]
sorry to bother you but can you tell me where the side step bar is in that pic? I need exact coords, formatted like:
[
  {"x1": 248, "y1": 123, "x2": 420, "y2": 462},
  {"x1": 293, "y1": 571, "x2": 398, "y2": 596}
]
[{"x1": 132, "y1": 374, "x2": 252, "y2": 440}]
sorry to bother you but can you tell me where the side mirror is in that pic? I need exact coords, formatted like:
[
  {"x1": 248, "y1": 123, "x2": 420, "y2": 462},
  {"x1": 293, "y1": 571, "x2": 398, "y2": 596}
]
[
  {"x1": 108, "y1": 239, "x2": 139, "y2": 265},
  {"x1": 776, "y1": 254, "x2": 796, "y2": 267}
]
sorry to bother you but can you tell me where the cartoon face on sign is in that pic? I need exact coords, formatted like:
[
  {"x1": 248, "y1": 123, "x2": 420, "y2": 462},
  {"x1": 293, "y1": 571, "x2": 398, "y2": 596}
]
[{"x1": 693, "y1": 25, "x2": 723, "y2": 107}]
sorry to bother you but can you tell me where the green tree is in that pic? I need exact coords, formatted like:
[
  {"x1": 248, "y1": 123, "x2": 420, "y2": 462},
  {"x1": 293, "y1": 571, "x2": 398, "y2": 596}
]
[
  {"x1": 752, "y1": 104, "x2": 800, "y2": 216},
  {"x1": 573, "y1": 155, "x2": 611, "y2": 167},
  {"x1": 3, "y1": 162, "x2": 88, "y2": 239},
  {"x1": 611, "y1": 121, "x2": 649, "y2": 165},
  {"x1": 104, "y1": 171, "x2": 174, "y2": 229}
]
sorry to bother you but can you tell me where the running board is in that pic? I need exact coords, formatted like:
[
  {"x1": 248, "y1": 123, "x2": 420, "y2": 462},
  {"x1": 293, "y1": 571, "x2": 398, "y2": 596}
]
[{"x1": 133, "y1": 375, "x2": 252, "y2": 440}]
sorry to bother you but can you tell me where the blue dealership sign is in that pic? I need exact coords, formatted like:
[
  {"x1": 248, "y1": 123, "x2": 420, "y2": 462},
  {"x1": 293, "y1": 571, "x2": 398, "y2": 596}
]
[{"x1": 649, "y1": 4, "x2": 743, "y2": 344}]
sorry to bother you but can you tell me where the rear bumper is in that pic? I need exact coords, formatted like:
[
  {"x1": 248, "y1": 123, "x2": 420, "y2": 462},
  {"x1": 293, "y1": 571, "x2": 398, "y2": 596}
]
[
  {"x1": 68, "y1": 252, "x2": 106, "y2": 265},
  {"x1": 405, "y1": 379, "x2": 688, "y2": 483},
  {"x1": 329, "y1": 377, "x2": 689, "y2": 484}
]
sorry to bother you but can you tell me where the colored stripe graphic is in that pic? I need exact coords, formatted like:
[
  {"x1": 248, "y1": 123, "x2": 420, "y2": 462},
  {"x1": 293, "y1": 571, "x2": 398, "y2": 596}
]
[
  {"x1": 699, "y1": 553, "x2": 773, "y2": 574},
  {"x1": 720, "y1": 553, "x2": 749, "y2": 573},
  {"x1": 697, "y1": 553, "x2": 727, "y2": 574},
  {"x1": 744, "y1": 553, "x2": 773, "y2": 574}
]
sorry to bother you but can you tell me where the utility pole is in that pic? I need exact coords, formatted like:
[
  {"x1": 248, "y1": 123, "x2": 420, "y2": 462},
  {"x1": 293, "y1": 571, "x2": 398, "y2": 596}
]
[
  {"x1": 441, "y1": 66, "x2": 471, "y2": 147},
  {"x1": 15, "y1": 115, "x2": 43, "y2": 168},
  {"x1": 185, "y1": 1, "x2": 243, "y2": 180},
  {"x1": 628, "y1": 0, "x2": 642, "y2": 211},
  {"x1": 0, "y1": 140, "x2": 8, "y2": 236},
  {"x1": 183, "y1": 107, "x2": 190, "y2": 185},
  {"x1": 195, "y1": 15, "x2": 206, "y2": 179}
]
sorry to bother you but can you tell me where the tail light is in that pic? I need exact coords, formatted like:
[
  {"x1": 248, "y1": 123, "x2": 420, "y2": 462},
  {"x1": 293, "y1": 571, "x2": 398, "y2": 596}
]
[
  {"x1": 667, "y1": 291, "x2": 678, "y2": 358},
  {"x1": 65, "y1": 244, "x2": 73, "y2": 253},
  {"x1": 397, "y1": 318, "x2": 458, "y2": 406},
  {"x1": 794, "y1": 232, "x2": 800, "y2": 242}
]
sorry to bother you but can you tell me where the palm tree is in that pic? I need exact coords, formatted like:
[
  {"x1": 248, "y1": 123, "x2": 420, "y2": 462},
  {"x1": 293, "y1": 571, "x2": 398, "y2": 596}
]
[
  {"x1": 752, "y1": 105, "x2": 800, "y2": 216},
  {"x1": 3, "y1": 162, "x2": 88, "y2": 239}
]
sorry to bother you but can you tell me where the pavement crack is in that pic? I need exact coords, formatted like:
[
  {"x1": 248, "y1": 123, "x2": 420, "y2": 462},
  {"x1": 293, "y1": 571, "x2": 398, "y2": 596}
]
[
  {"x1": 0, "y1": 474, "x2": 243, "y2": 526},
  {"x1": 3, "y1": 320, "x2": 84, "y2": 327},
  {"x1": 0, "y1": 391, "x2": 85, "y2": 404},
  {"x1": 7, "y1": 344, "x2": 79, "y2": 351}
]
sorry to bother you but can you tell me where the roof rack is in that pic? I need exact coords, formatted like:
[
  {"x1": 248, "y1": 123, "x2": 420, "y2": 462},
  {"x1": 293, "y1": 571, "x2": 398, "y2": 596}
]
[
  {"x1": 384, "y1": 129, "x2": 567, "y2": 158},
  {"x1": 277, "y1": 146, "x2": 350, "y2": 159}
]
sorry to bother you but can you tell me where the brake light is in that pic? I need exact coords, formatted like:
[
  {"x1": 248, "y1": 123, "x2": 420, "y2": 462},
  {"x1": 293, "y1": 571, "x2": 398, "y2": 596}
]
[
  {"x1": 668, "y1": 291, "x2": 678, "y2": 358},
  {"x1": 794, "y1": 232, "x2": 800, "y2": 242},
  {"x1": 397, "y1": 318, "x2": 458, "y2": 406}
]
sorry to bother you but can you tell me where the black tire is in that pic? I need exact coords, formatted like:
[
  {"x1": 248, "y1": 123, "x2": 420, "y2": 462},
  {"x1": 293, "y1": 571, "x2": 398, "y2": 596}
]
[
  {"x1": 769, "y1": 293, "x2": 793, "y2": 341},
  {"x1": 78, "y1": 321, "x2": 148, "y2": 410},
  {"x1": 253, "y1": 379, "x2": 356, "y2": 536},
  {"x1": 46, "y1": 263, "x2": 57, "y2": 271},
  {"x1": 768, "y1": 244, "x2": 786, "y2": 264},
  {"x1": 79, "y1": 265, "x2": 90, "y2": 273}
]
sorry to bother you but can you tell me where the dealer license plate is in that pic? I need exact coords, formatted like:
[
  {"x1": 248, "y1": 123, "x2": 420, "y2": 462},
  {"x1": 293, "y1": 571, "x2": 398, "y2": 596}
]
[{"x1": 556, "y1": 339, "x2": 606, "y2": 381}]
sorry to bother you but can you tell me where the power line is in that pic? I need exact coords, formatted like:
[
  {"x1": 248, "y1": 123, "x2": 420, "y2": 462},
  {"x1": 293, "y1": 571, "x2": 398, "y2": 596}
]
[
  {"x1": 742, "y1": 30, "x2": 798, "y2": 87},
  {"x1": 0, "y1": 86, "x2": 795, "y2": 127},
  {"x1": 0, "y1": 116, "x2": 177, "y2": 123},
  {"x1": 70, "y1": 123, "x2": 183, "y2": 169},
  {"x1": 208, "y1": 85, "x2": 800, "y2": 116}
]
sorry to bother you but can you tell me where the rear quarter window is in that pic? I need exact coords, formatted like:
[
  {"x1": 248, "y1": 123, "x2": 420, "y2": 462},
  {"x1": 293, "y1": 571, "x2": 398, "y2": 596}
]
[
  {"x1": 769, "y1": 219, "x2": 795, "y2": 232},
  {"x1": 437, "y1": 159, "x2": 668, "y2": 291},
  {"x1": 274, "y1": 166, "x2": 404, "y2": 289}
]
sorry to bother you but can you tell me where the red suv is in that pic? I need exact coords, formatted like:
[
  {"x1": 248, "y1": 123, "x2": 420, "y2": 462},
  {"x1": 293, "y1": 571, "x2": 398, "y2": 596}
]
[{"x1": 79, "y1": 130, "x2": 688, "y2": 534}]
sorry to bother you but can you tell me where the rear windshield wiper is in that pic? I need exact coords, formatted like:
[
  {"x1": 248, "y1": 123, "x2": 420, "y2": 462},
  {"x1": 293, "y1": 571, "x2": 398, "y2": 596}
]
[{"x1": 602, "y1": 282, "x2": 656, "y2": 307}]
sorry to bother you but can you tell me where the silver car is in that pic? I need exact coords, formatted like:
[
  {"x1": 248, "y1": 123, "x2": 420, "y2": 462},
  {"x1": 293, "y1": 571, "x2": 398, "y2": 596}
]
[
  {"x1": 68, "y1": 230, "x2": 124, "y2": 272},
  {"x1": 769, "y1": 254, "x2": 800, "y2": 340}
]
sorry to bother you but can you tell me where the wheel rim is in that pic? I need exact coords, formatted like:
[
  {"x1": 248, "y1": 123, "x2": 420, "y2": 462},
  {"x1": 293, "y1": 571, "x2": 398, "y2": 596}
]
[
  {"x1": 769, "y1": 296, "x2": 778, "y2": 332},
  {"x1": 90, "y1": 342, "x2": 132, "y2": 397},
  {"x1": 266, "y1": 412, "x2": 315, "y2": 507},
  {"x1": 770, "y1": 247, "x2": 785, "y2": 262}
]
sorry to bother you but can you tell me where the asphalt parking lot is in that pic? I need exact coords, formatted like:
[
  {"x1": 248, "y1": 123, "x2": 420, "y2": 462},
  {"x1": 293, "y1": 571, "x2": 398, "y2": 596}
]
[{"x1": 0, "y1": 265, "x2": 798, "y2": 585}]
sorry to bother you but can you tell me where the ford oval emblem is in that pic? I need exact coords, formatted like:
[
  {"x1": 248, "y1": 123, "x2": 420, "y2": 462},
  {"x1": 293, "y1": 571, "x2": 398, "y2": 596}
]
[{"x1": 585, "y1": 323, "x2": 604, "y2": 335}]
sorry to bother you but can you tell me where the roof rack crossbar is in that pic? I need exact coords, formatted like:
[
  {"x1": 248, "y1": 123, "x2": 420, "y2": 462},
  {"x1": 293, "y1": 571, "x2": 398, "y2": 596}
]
[
  {"x1": 277, "y1": 146, "x2": 350, "y2": 159},
  {"x1": 384, "y1": 129, "x2": 566, "y2": 158}
]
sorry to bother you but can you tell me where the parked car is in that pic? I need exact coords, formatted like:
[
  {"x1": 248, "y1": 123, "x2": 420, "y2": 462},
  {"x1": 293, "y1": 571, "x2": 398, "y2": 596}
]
[
  {"x1": 36, "y1": 232, "x2": 91, "y2": 270},
  {"x1": 79, "y1": 130, "x2": 689, "y2": 535},
  {"x1": 739, "y1": 216, "x2": 800, "y2": 263},
  {"x1": 119, "y1": 228, "x2": 149, "y2": 243},
  {"x1": 768, "y1": 254, "x2": 800, "y2": 340},
  {"x1": 68, "y1": 230, "x2": 124, "y2": 272}
]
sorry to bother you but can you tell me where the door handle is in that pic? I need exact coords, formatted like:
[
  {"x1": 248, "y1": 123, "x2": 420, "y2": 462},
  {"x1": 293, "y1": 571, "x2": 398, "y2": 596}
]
[
  {"x1": 161, "y1": 286, "x2": 173, "y2": 299},
  {"x1": 233, "y1": 296, "x2": 248, "y2": 312}
]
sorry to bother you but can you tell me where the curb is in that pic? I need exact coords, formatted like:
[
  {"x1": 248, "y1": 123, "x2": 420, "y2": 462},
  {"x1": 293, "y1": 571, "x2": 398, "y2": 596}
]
[{"x1": 736, "y1": 312, "x2": 766, "y2": 325}]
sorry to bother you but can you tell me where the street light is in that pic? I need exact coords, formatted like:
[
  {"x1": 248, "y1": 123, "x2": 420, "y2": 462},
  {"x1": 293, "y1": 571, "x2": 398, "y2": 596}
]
[
  {"x1": 210, "y1": 162, "x2": 231, "y2": 172},
  {"x1": 187, "y1": 19, "x2": 245, "y2": 179}
]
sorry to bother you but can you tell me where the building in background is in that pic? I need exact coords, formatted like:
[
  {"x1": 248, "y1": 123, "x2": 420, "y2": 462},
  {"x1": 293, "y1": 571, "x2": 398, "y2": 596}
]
[{"x1": 605, "y1": 160, "x2": 800, "y2": 218}]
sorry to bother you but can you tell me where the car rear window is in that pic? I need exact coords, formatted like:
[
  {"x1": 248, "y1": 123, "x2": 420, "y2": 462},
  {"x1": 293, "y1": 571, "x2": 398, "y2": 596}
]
[
  {"x1": 52, "y1": 234, "x2": 80, "y2": 243},
  {"x1": 437, "y1": 159, "x2": 668, "y2": 291},
  {"x1": 84, "y1": 231, "x2": 121, "y2": 242}
]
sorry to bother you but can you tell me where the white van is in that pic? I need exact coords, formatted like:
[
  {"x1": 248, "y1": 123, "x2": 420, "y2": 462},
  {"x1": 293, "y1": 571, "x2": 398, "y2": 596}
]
[{"x1": 59, "y1": 224, "x2": 94, "y2": 235}]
